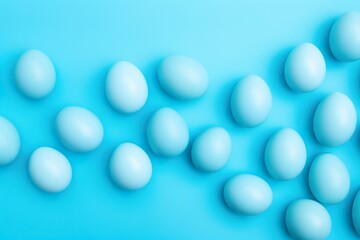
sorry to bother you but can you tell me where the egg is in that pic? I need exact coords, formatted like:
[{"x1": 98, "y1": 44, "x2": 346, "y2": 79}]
[
  {"x1": 265, "y1": 128, "x2": 307, "y2": 180},
  {"x1": 313, "y1": 92, "x2": 356, "y2": 147},
  {"x1": 158, "y1": 55, "x2": 208, "y2": 100},
  {"x1": 308, "y1": 153, "x2": 350, "y2": 204},
  {"x1": 0, "y1": 116, "x2": 20, "y2": 165},
  {"x1": 284, "y1": 43, "x2": 326, "y2": 92},
  {"x1": 56, "y1": 106, "x2": 104, "y2": 152},
  {"x1": 147, "y1": 107, "x2": 189, "y2": 157},
  {"x1": 223, "y1": 174, "x2": 272, "y2": 214},
  {"x1": 231, "y1": 75, "x2": 272, "y2": 127},
  {"x1": 353, "y1": 190, "x2": 360, "y2": 236},
  {"x1": 15, "y1": 49, "x2": 56, "y2": 99},
  {"x1": 105, "y1": 61, "x2": 148, "y2": 113},
  {"x1": 29, "y1": 147, "x2": 72, "y2": 193},
  {"x1": 109, "y1": 142, "x2": 152, "y2": 190},
  {"x1": 191, "y1": 127, "x2": 231, "y2": 172},
  {"x1": 330, "y1": 11, "x2": 360, "y2": 61},
  {"x1": 286, "y1": 199, "x2": 332, "y2": 240}
]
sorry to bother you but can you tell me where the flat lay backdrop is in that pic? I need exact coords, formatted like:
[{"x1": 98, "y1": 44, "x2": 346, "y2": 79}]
[{"x1": 0, "y1": 0, "x2": 360, "y2": 239}]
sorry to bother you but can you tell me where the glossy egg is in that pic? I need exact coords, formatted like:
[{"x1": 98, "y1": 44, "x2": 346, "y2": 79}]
[
  {"x1": 56, "y1": 106, "x2": 104, "y2": 152},
  {"x1": 284, "y1": 43, "x2": 326, "y2": 92},
  {"x1": 15, "y1": 49, "x2": 56, "y2": 99},
  {"x1": 231, "y1": 75, "x2": 272, "y2": 127},
  {"x1": 265, "y1": 128, "x2": 307, "y2": 180},
  {"x1": 353, "y1": 190, "x2": 360, "y2": 236},
  {"x1": 223, "y1": 174, "x2": 272, "y2": 214},
  {"x1": 313, "y1": 92, "x2": 356, "y2": 147},
  {"x1": 147, "y1": 107, "x2": 189, "y2": 157},
  {"x1": 0, "y1": 116, "x2": 20, "y2": 165},
  {"x1": 309, "y1": 153, "x2": 350, "y2": 204},
  {"x1": 330, "y1": 11, "x2": 360, "y2": 61},
  {"x1": 109, "y1": 143, "x2": 152, "y2": 190},
  {"x1": 191, "y1": 127, "x2": 231, "y2": 172},
  {"x1": 158, "y1": 55, "x2": 208, "y2": 100},
  {"x1": 105, "y1": 61, "x2": 148, "y2": 113},
  {"x1": 286, "y1": 199, "x2": 331, "y2": 240},
  {"x1": 29, "y1": 147, "x2": 72, "y2": 193}
]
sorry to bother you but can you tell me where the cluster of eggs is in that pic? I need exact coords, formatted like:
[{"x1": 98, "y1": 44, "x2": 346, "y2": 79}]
[{"x1": 0, "y1": 11, "x2": 360, "y2": 239}]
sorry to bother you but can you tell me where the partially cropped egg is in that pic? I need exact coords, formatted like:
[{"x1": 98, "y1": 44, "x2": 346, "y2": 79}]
[
  {"x1": 0, "y1": 116, "x2": 20, "y2": 165},
  {"x1": 313, "y1": 92, "x2": 356, "y2": 147},
  {"x1": 231, "y1": 75, "x2": 272, "y2": 127},
  {"x1": 147, "y1": 107, "x2": 189, "y2": 157},
  {"x1": 265, "y1": 128, "x2": 307, "y2": 180},
  {"x1": 353, "y1": 190, "x2": 360, "y2": 236},
  {"x1": 105, "y1": 61, "x2": 148, "y2": 113},
  {"x1": 15, "y1": 49, "x2": 56, "y2": 99}
]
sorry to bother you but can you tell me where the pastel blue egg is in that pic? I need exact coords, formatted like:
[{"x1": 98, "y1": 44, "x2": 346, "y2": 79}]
[
  {"x1": 231, "y1": 75, "x2": 272, "y2": 127},
  {"x1": 15, "y1": 49, "x2": 56, "y2": 99},
  {"x1": 313, "y1": 92, "x2": 356, "y2": 147},
  {"x1": 109, "y1": 142, "x2": 152, "y2": 190},
  {"x1": 286, "y1": 199, "x2": 331, "y2": 240},
  {"x1": 191, "y1": 127, "x2": 231, "y2": 172},
  {"x1": 158, "y1": 55, "x2": 208, "y2": 100},
  {"x1": 309, "y1": 153, "x2": 350, "y2": 204},
  {"x1": 56, "y1": 106, "x2": 104, "y2": 152},
  {"x1": 106, "y1": 61, "x2": 148, "y2": 113},
  {"x1": 147, "y1": 107, "x2": 189, "y2": 157},
  {"x1": 265, "y1": 128, "x2": 307, "y2": 180},
  {"x1": 284, "y1": 43, "x2": 326, "y2": 92},
  {"x1": 29, "y1": 147, "x2": 72, "y2": 193},
  {"x1": 330, "y1": 11, "x2": 360, "y2": 61},
  {"x1": 223, "y1": 174, "x2": 272, "y2": 214},
  {"x1": 0, "y1": 116, "x2": 20, "y2": 165},
  {"x1": 353, "y1": 190, "x2": 360, "y2": 236}
]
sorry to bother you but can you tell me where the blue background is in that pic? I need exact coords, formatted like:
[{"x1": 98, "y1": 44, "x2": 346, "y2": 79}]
[{"x1": 0, "y1": 0, "x2": 360, "y2": 239}]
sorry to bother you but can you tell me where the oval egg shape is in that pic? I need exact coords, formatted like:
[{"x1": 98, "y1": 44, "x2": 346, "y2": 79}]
[
  {"x1": 15, "y1": 49, "x2": 56, "y2": 99},
  {"x1": 0, "y1": 116, "x2": 20, "y2": 165},
  {"x1": 191, "y1": 127, "x2": 231, "y2": 172},
  {"x1": 284, "y1": 43, "x2": 326, "y2": 92},
  {"x1": 265, "y1": 128, "x2": 307, "y2": 180},
  {"x1": 353, "y1": 190, "x2": 360, "y2": 236},
  {"x1": 56, "y1": 106, "x2": 104, "y2": 152},
  {"x1": 286, "y1": 199, "x2": 332, "y2": 240},
  {"x1": 147, "y1": 107, "x2": 189, "y2": 157},
  {"x1": 158, "y1": 55, "x2": 208, "y2": 100},
  {"x1": 313, "y1": 92, "x2": 356, "y2": 147},
  {"x1": 231, "y1": 75, "x2": 272, "y2": 127},
  {"x1": 330, "y1": 11, "x2": 360, "y2": 61},
  {"x1": 309, "y1": 153, "x2": 350, "y2": 204},
  {"x1": 106, "y1": 61, "x2": 148, "y2": 113},
  {"x1": 29, "y1": 147, "x2": 72, "y2": 193},
  {"x1": 109, "y1": 142, "x2": 152, "y2": 190},
  {"x1": 223, "y1": 174, "x2": 272, "y2": 214}
]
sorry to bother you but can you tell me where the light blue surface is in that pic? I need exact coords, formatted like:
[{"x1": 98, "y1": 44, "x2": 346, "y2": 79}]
[{"x1": 0, "y1": 0, "x2": 360, "y2": 239}]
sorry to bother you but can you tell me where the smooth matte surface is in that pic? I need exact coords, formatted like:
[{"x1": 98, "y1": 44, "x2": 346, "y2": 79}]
[{"x1": 0, "y1": 1, "x2": 359, "y2": 239}]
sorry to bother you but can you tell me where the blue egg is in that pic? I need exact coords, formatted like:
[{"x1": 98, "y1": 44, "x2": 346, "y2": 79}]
[
  {"x1": 147, "y1": 107, "x2": 189, "y2": 157},
  {"x1": 265, "y1": 128, "x2": 307, "y2": 180},
  {"x1": 309, "y1": 153, "x2": 350, "y2": 204},
  {"x1": 106, "y1": 61, "x2": 148, "y2": 113},
  {"x1": 15, "y1": 49, "x2": 56, "y2": 99},
  {"x1": 313, "y1": 92, "x2": 356, "y2": 147},
  {"x1": 191, "y1": 127, "x2": 231, "y2": 172},
  {"x1": 284, "y1": 43, "x2": 326, "y2": 92},
  {"x1": 158, "y1": 55, "x2": 208, "y2": 100},
  {"x1": 330, "y1": 11, "x2": 360, "y2": 61},
  {"x1": 56, "y1": 106, "x2": 104, "y2": 152},
  {"x1": 0, "y1": 116, "x2": 20, "y2": 165},
  {"x1": 29, "y1": 147, "x2": 72, "y2": 193},
  {"x1": 231, "y1": 75, "x2": 272, "y2": 127},
  {"x1": 223, "y1": 174, "x2": 272, "y2": 214},
  {"x1": 109, "y1": 142, "x2": 152, "y2": 190},
  {"x1": 353, "y1": 190, "x2": 360, "y2": 236},
  {"x1": 286, "y1": 199, "x2": 332, "y2": 240}
]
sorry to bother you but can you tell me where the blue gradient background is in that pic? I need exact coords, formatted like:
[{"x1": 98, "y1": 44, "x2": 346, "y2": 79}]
[{"x1": 0, "y1": 0, "x2": 360, "y2": 239}]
